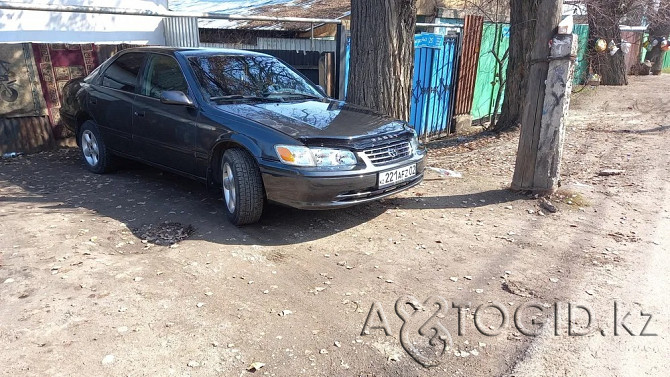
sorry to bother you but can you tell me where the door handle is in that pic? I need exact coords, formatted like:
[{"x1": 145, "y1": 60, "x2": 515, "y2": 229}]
[
  {"x1": 89, "y1": 98, "x2": 97, "y2": 105},
  {"x1": 134, "y1": 111, "x2": 145, "y2": 117}
]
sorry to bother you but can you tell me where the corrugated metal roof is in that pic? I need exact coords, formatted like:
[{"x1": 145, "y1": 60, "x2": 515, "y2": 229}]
[
  {"x1": 202, "y1": 37, "x2": 336, "y2": 52},
  {"x1": 169, "y1": 0, "x2": 350, "y2": 31}
]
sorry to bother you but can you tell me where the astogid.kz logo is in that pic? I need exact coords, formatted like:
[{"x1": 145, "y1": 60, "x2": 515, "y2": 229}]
[{"x1": 361, "y1": 297, "x2": 658, "y2": 368}]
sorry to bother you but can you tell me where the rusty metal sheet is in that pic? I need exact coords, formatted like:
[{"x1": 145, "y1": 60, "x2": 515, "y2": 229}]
[
  {"x1": 454, "y1": 15, "x2": 484, "y2": 116},
  {"x1": 621, "y1": 31, "x2": 643, "y2": 74}
]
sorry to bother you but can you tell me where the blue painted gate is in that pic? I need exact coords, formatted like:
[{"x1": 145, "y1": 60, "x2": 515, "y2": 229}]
[
  {"x1": 409, "y1": 34, "x2": 460, "y2": 140},
  {"x1": 342, "y1": 33, "x2": 460, "y2": 140}
]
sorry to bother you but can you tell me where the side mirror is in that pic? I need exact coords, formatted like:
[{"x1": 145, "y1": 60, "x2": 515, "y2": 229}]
[{"x1": 160, "y1": 91, "x2": 194, "y2": 106}]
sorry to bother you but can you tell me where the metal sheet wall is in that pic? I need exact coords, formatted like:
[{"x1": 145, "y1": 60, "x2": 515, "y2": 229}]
[
  {"x1": 621, "y1": 31, "x2": 644, "y2": 74},
  {"x1": 0, "y1": 116, "x2": 53, "y2": 154},
  {"x1": 202, "y1": 37, "x2": 336, "y2": 53},
  {"x1": 164, "y1": 17, "x2": 200, "y2": 48},
  {"x1": 573, "y1": 24, "x2": 590, "y2": 85},
  {"x1": 470, "y1": 23, "x2": 509, "y2": 122},
  {"x1": 454, "y1": 15, "x2": 484, "y2": 115}
]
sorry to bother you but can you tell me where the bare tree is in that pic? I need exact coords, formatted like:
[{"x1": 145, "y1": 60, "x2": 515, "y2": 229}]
[
  {"x1": 584, "y1": 0, "x2": 668, "y2": 84},
  {"x1": 587, "y1": 1, "x2": 630, "y2": 85},
  {"x1": 347, "y1": 0, "x2": 418, "y2": 121}
]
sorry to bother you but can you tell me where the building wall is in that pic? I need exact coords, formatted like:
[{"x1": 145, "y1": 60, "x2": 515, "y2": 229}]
[{"x1": 0, "y1": 0, "x2": 168, "y2": 44}]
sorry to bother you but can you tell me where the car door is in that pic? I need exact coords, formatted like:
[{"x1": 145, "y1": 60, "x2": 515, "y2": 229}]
[
  {"x1": 132, "y1": 53, "x2": 198, "y2": 175},
  {"x1": 89, "y1": 52, "x2": 145, "y2": 155}
]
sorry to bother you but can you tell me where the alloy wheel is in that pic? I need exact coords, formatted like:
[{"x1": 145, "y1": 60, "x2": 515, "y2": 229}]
[
  {"x1": 222, "y1": 162, "x2": 236, "y2": 213},
  {"x1": 81, "y1": 130, "x2": 100, "y2": 167}
]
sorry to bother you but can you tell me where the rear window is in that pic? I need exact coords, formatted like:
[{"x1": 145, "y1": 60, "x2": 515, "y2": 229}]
[{"x1": 101, "y1": 52, "x2": 144, "y2": 93}]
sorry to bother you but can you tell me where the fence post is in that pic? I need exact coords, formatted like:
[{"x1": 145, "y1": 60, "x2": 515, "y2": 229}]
[{"x1": 335, "y1": 23, "x2": 347, "y2": 100}]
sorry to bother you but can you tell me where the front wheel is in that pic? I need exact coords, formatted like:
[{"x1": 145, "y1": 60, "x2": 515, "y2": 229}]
[{"x1": 221, "y1": 149, "x2": 265, "y2": 225}]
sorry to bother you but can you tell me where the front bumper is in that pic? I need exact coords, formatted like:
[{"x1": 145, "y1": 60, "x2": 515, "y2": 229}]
[{"x1": 260, "y1": 151, "x2": 426, "y2": 209}]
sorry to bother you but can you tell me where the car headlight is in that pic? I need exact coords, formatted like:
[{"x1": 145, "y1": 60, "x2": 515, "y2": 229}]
[
  {"x1": 275, "y1": 145, "x2": 357, "y2": 167},
  {"x1": 311, "y1": 147, "x2": 357, "y2": 167}
]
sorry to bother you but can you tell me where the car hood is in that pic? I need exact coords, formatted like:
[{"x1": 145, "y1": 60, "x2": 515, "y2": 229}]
[{"x1": 215, "y1": 99, "x2": 408, "y2": 141}]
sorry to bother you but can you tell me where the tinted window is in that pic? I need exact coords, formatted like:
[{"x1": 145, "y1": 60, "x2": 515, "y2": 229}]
[
  {"x1": 188, "y1": 55, "x2": 321, "y2": 100},
  {"x1": 142, "y1": 54, "x2": 189, "y2": 99},
  {"x1": 101, "y1": 53, "x2": 144, "y2": 92}
]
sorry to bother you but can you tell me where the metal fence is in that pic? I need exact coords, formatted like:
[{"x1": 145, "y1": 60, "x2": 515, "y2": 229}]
[
  {"x1": 343, "y1": 33, "x2": 461, "y2": 140},
  {"x1": 409, "y1": 35, "x2": 460, "y2": 140}
]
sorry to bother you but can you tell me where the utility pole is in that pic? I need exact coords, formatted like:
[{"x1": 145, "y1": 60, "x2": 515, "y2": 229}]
[{"x1": 511, "y1": 0, "x2": 575, "y2": 194}]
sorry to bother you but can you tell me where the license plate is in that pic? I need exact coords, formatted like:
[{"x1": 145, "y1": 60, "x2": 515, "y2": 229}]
[{"x1": 378, "y1": 164, "x2": 417, "y2": 188}]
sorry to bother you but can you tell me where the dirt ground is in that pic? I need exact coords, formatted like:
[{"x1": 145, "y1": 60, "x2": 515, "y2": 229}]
[{"x1": 1, "y1": 75, "x2": 669, "y2": 377}]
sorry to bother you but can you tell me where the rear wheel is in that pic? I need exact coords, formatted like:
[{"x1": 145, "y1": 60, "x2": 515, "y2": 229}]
[
  {"x1": 221, "y1": 149, "x2": 265, "y2": 225},
  {"x1": 79, "y1": 121, "x2": 114, "y2": 174}
]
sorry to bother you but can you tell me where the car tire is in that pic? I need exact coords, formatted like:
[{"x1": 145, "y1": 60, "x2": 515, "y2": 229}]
[
  {"x1": 221, "y1": 149, "x2": 265, "y2": 225},
  {"x1": 79, "y1": 120, "x2": 114, "y2": 174}
]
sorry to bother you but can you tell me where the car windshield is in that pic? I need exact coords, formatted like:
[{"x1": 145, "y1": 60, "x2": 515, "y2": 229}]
[{"x1": 188, "y1": 54, "x2": 323, "y2": 102}]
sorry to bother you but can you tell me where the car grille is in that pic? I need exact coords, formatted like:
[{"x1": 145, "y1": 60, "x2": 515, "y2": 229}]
[{"x1": 363, "y1": 140, "x2": 412, "y2": 166}]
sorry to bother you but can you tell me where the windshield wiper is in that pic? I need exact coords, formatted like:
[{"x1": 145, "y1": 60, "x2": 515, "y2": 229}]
[
  {"x1": 211, "y1": 95, "x2": 284, "y2": 102},
  {"x1": 263, "y1": 91, "x2": 324, "y2": 100}
]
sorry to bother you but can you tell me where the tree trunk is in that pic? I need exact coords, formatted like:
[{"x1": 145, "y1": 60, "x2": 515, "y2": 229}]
[
  {"x1": 511, "y1": 0, "x2": 564, "y2": 192},
  {"x1": 492, "y1": 0, "x2": 538, "y2": 133},
  {"x1": 647, "y1": 0, "x2": 670, "y2": 74},
  {"x1": 587, "y1": 2, "x2": 628, "y2": 85},
  {"x1": 347, "y1": 0, "x2": 417, "y2": 121},
  {"x1": 646, "y1": 45, "x2": 664, "y2": 75}
]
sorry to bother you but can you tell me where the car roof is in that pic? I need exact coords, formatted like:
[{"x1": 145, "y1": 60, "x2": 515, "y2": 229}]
[{"x1": 118, "y1": 46, "x2": 271, "y2": 58}]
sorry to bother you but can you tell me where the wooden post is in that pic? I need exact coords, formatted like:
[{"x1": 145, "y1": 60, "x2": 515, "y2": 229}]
[
  {"x1": 534, "y1": 33, "x2": 578, "y2": 190},
  {"x1": 335, "y1": 23, "x2": 345, "y2": 100},
  {"x1": 511, "y1": 0, "x2": 565, "y2": 193}
]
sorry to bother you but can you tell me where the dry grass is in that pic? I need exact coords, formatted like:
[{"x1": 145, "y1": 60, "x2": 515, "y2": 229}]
[{"x1": 553, "y1": 188, "x2": 590, "y2": 207}]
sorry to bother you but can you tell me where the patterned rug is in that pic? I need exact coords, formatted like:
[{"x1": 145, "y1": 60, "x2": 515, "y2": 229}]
[
  {"x1": 32, "y1": 43, "x2": 99, "y2": 137},
  {"x1": 0, "y1": 43, "x2": 47, "y2": 118}
]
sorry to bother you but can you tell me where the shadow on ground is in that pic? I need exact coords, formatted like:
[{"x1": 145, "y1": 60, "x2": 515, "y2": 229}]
[
  {"x1": 424, "y1": 130, "x2": 500, "y2": 150},
  {"x1": 0, "y1": 148, "x2": 521, "y2": 246},
  {"x1": 588, "y1": 124, "x2": 670, "y2": 134}
]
